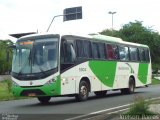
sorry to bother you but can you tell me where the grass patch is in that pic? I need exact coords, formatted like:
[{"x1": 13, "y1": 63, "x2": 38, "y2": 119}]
[
  {"x1": 0, "y1": 80, "x2": 27, "y2": 101},
  {"x1": 0, "y1": 80, "x2": 14, "y2": 101},
  {"x1": 151, "y1": 78, "x2": 160, "y2": 85},
  {"x1": 123, "y1": 96, "x2": 155, "y2": 118}
]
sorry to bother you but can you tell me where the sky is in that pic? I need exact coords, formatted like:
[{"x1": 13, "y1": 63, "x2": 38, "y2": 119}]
[{"x1": 0, "y1": 0, "x2": 160, "y2": 42}]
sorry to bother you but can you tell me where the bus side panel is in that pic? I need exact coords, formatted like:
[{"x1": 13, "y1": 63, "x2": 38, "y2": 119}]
[
  {"x1": 137, "y1": 62, "x2": 151, "y2": 87},
  {"x1": 74, "y1": 62, "x2": 102, "y2": 92},
  {"x1": 60, "y1": 61, "x2": 102, "y2": 95},
  {"x1": 60, "y1": 67, "x2": 76, "y2": 95},
  {"x1": 114, "y1": 62, "x2": 133, "y2": 89},
  {"x1": 60, "y1": 61, "x2": 151, "y2": 95},
  {"x1": 147, "y1": 62, "x2": 152, "y2": 84},
  {"x1": 89, "y1": 60, "x2": 117, "y2": 90}
]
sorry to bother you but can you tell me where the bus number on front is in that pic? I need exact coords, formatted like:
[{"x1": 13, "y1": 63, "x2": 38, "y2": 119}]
[{"x1": 79, "y1": 68, "x2": 86, "y2": 72}]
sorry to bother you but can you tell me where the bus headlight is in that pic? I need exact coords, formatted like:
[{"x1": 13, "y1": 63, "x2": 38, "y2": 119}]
[
  {"x1": 45, "y1": 78, "x2": 56, "y2": 85},
  {"x1": 62, "y1": 78, "x2": 66, "y2": 82},
  {"x1": 61, "y1": 78, "x2": 68, "y2": 85}
]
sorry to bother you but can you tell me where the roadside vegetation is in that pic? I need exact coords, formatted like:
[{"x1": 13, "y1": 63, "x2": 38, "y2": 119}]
[
  {"x1": 124, "y1": 96, "x2": 155, "y2": 118},
  {"x1": 0, "y1": 80, "x2": 14, "y2": 101},
  {"x1": 0, "y1": 80, "x2": 27, "y2": 101},
  {"x1": 151, "y1": 78, "x2": 160, "y2": 85},
  {"x1": 0, "y1": 40, "x2": 13, "y2": 75}
]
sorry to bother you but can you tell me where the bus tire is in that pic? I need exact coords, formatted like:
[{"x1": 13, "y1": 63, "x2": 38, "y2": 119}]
[
  {"x1": 37, "y1": 96, "x2": 51, "y2": 104},
  {"x1": 94, "y1": 90, "x2": 107, "y2": 97},
  {"x1": 75, "y1": 80, "x2": 89, "y2": 102},
  {"x1": 121, "y1": 77, "x2": 135, "y2": 94}
]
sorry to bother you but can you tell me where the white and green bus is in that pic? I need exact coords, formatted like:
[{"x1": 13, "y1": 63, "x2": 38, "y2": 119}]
[{"x1": 11, "y1": 33, "x2": 151, "y2": 103}]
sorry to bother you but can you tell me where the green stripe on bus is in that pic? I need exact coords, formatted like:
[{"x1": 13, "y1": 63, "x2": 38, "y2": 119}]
[
  {"x1": 138, "y1": 63, "x2": 149, "y2": 84},
  {"x1": 89, "y1": 61, "x2": 117, "y2": 87},
  {"x1": 55, "y1": 75, "x2": 61, "y2": 95}
]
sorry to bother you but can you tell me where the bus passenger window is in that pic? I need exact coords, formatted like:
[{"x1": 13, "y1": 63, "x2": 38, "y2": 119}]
[
  {"x1": 83, "y1": 40, "x2": 92, "y2": 58},
  {"x1": 92, "y1": 42, "x2": 99, "y2": 59},
  {"x1": 145, "y1": 49, "x2": 150, "y2": 62},
  {"x1": 76, "y1": 40, "x2": 84, "y2": 58},
  {"x1": 106, "y1": 44, "x2": 119, "y2": 60},
  {"x1": 139, "y1": 48, "x2": 146, "y2": 62},
  {"x1": 119, "y1": 46, "x2": 129, "y2": 61},
  {"x1": 98, "y1": 43, "x2": 106, "y2": 59},
  {"x1": 129, "y1": 47, "x2": 139, "y2": 61}
]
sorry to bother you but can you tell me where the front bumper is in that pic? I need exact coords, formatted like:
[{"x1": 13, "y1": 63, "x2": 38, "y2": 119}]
[{"x1": 12, "y1": 78, "x2": 61, "y2": 97}]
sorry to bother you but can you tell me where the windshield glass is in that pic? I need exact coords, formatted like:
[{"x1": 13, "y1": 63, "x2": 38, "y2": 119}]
[{"x1": 12, "y1": 37, "x2": 58, "y2": 74}]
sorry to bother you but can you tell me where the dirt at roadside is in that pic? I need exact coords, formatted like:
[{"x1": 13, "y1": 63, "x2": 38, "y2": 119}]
[{"x1": 0, "y1": 75, "x2": 11, "y2": 81}]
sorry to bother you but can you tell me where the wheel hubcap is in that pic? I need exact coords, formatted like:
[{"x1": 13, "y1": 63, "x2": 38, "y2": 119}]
[{"x1": 80, "y1": 86, "x2": 87, "y2": 96}]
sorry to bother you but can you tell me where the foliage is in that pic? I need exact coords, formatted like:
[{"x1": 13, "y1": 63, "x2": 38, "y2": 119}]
[
  {"x1": 125, "y1": 96, "x2": 155, "y2": 118},
  {"x1": 100, "y1": 21, "x2": 160, "y2": 68},
  {"x1": 151, "y1": 78, "x2": 160, "y2": 85},
  {"x1": 0, "y1": 80, "x2": 14, "y2": 100},
  {"x1": 0, "y1": 80, "x2": 27, "y2": 101},
  {"x1": 100, "y1": 29, "x2": 120, "y2": 37},
  {"x1": 0, "y1": 40, "x2": 13, "y2": 74}
]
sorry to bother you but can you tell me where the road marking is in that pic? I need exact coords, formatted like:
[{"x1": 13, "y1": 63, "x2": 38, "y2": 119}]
[
  {"x1": 65, "y1": 104, "x2": 131, "y2": 120},
  {"x1": 107, "y1": 108, "x2": 129, "y2": 114},
  {"x1": 65, "y1": 96, "x2": 160, "y2": 120},
  {"x1": 81, "y1": 108, "x2": 130, "y2": 120},
  {"x1": 89, "y1": 104, "x2": 130, "y2": 115}
]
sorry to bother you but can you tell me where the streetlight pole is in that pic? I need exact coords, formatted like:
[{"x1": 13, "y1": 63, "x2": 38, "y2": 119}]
[
  {"x1": 108, "y1": 11, "x2": 116, "y2": 30},
  {"x1": 46, "y1": 15, "x2": 64, "y2": 32},
  {"x1": 46, "y1": 12, "x2": 82, "y2": 32}
]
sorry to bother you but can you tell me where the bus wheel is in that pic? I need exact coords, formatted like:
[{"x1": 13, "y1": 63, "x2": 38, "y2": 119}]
[
  {"x1": 94, "y1": 90, "x2": 107, "y2": 97},
  {"x1": 121, "y1": 77, "x2": 135, "y2": 94},
  {"x1": 75, "y1": 80, "x2": 89, "y2": 102},
  {"x1": 37, "y1": 96, "x2": 51, "y2": 104}
]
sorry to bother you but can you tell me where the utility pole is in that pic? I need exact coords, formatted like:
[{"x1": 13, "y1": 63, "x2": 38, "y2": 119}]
[
  {"x1": 108, "y1": 11, "x2": 117, "y2": 30},
  {"x1": 46, "y1": 15, "x2": 64, "y2": 32}
]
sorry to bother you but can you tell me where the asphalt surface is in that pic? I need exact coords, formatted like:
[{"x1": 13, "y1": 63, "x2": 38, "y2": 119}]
[{"x1": 0, "y1": 85, "x2": 160, "y2": 120}]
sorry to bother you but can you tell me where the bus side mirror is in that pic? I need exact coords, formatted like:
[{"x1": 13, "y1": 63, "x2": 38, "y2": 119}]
[
  {"x1": 63, "y1": 42, "x2": 76, "y2": 63},
  {"x1": 70, "y1": 44, "x2": 76, "y2": 62}
]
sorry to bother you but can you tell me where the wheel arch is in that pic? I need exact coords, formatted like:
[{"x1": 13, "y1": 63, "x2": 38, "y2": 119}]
[
  {"x1": 79, "y1": 77, "x2": 91, "y2": 92},
  {"x1": 129, "y1": 75, "x2": 136, "y2": 87}
]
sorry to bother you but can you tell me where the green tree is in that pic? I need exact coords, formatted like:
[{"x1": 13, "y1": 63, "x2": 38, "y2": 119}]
[
  {"x1": 100, "y1": 29, "x2": 120, "y2": 37},
  {"x1": 0, "y1": 40, "x2": 13, "y2": 74},
  {"x1": 100, "y1": 21, "x2": 160, "y2": 67}
]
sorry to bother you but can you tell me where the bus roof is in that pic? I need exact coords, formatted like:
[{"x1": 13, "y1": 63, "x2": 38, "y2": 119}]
[
  {"x1": 18, "y1": 32, "x2": 148, "y2": 48},
  {"x1": 90, "y1": 34, "x2": 148, "y2": 48}
]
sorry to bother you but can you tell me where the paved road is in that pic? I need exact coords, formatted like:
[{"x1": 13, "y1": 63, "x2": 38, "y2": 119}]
[{"x1": 0, "y1": 85, "x2": 160, "y2": 120}]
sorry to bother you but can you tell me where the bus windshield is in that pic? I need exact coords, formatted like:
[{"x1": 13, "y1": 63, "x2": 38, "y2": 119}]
[{"x1": 12, "y1": 37, "x2": 58, "y2": 74}]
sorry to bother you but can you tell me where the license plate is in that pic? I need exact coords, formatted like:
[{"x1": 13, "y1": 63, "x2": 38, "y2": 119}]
[{"x1": 28, "y1": 93, "x2": 36, "y2": 96}]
